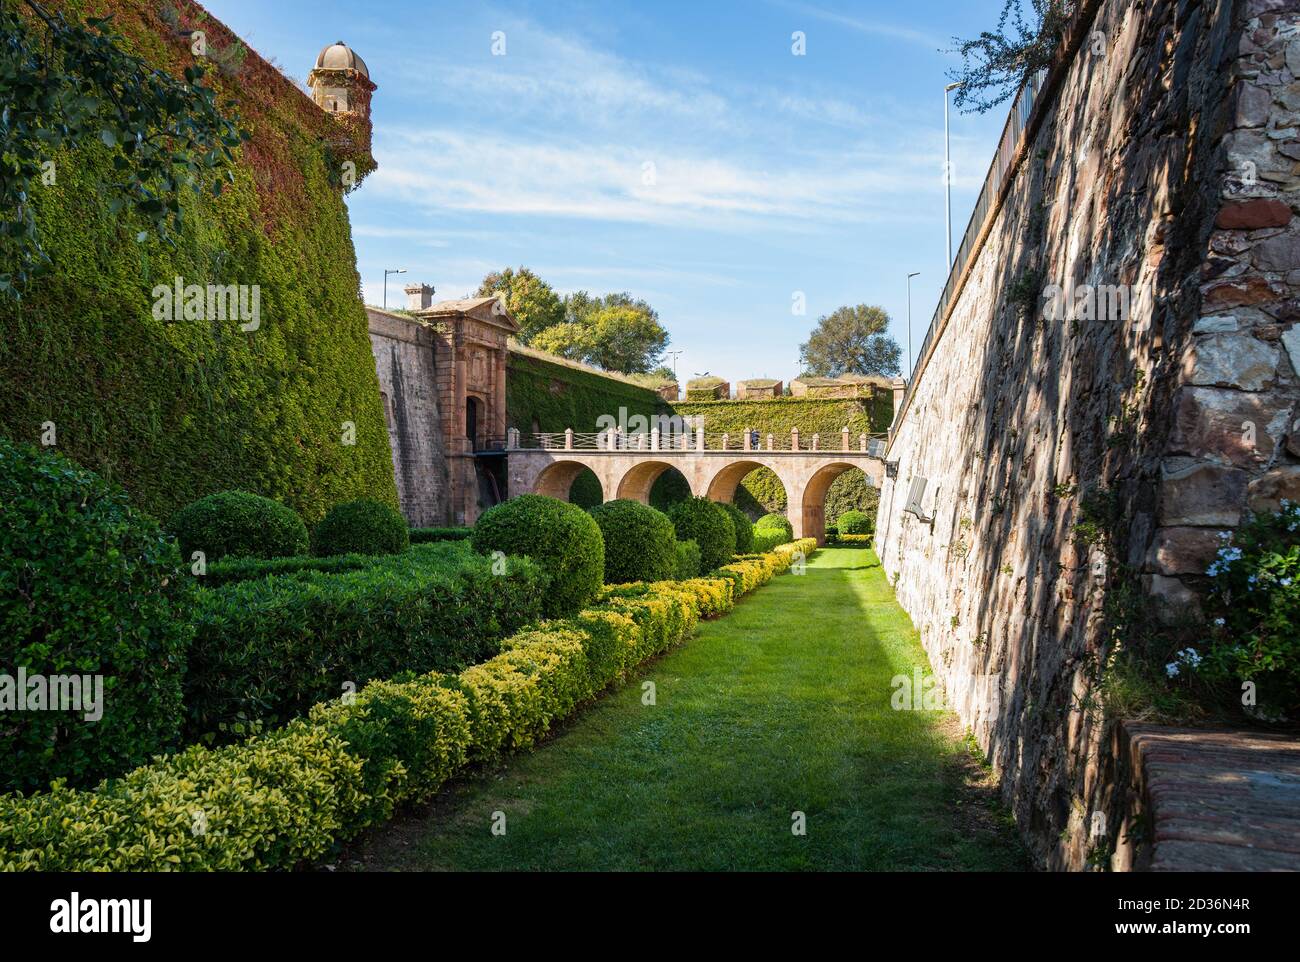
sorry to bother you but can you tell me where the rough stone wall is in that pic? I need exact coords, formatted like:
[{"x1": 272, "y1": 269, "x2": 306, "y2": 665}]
[
  {"x1": 876, "y1": 0, "x2": 1300, "y2": 870},
  {"x1": 367, "y1": 309, "x2": 449, "y2": 526}
]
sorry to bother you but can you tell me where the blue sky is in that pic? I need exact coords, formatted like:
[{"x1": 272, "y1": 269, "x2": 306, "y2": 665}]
[{"x1": 205, "y1": 0, "x2": 1011, "y2": 386}]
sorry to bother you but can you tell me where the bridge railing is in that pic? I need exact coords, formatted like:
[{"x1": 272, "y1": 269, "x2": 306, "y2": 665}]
[{"x1": 507, "y1": 428, "x2": 888, "y2": 454}]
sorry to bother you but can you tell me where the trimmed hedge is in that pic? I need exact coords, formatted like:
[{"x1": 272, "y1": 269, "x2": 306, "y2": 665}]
[
  {"x1": 0, "y1": 439, "x2": 193, "y2": 793},
  {"x1": 471, "y1": 494, "x2": 605, "y2": 617},
  {"x1": 588, "y1": 499, "x2": 677, "y2": 584},
  {"x1": 675, "y1": 539, "x2": 702, "y2": 580},
  {"x1": 409, "y1": 526, "x2": 472, "y2": 543},
  {"x1": 832, "y1": 533, "x2": 874, "y2": 545},
  {"x1": 720, "y1": 502, "x2": 754, "y2": 553},
  {"x1": 837, "y1": 510, "x2": 873, "y2": 535},
  {"x1": 755, "y1": 512, "x2": 794, "y2": 541},
  {"x1": 184, "y1": 543, "x2": 547, "y2": 740},
  {"x1": 170, "y1": 490, "x2": 310, "y2": 563},
  {"x1": 312, "y1": 499, "x2": 410, "y2": 557},
  {"x1": 668, "y1": 497, "x2": 736, "y2": 572},
  {"x1": 0, "y1": 539, "x2": 817, "y2": 870},
  {"x1": 751, "y1": 529, "x2": 790, "y2": 554}
]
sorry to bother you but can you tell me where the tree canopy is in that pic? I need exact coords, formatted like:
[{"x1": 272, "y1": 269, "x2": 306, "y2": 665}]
[
  {"x1": 478, "y1": 269, "x2": 670, "y2": 375},
  {"x1": 798, "y1": 305, "x2": 901, "y2": 379}
]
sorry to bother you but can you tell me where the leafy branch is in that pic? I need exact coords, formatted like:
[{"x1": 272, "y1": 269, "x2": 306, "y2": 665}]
[
  {"x1": 0, "y1": 0, "x2": 249, "y2": 296},
  {"x1": 946, "y1": 0, "x2": 1074, "y2": 114}
]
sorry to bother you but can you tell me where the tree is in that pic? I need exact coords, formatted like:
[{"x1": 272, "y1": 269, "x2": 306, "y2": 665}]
[
  {"x1": 530, "y1": 321, "x2": 593, "y2": 361},
  {"x1": 947, "y1": 0, "x2": 1072, "y2": 114},
  {"x1": 0, "y1": 1, "x2": 247, "y2": 296},
  {"x1": 582, "y1": 304, "x2": 669, "y2": 374},
  {"x1": 798, "y1": 305, "x2": 901, "y2": 378},
  {"x1": 476, "y1": 267, "x2": 564, "y2": 340}
]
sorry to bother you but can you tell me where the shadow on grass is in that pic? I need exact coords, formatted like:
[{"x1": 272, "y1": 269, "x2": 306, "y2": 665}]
[{"x1": 337, "y1": 550, "x2": 1027, "y2": 872}]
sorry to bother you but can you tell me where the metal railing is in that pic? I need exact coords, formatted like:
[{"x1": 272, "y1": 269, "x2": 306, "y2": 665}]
[{"x1": 507, "y1": 429, "x2": 887, "y2": 454}]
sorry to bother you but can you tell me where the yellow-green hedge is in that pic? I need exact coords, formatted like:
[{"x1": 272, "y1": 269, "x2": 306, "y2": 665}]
[{"x1": 0, "y1": 540, "x2": 816, "y2": 871}]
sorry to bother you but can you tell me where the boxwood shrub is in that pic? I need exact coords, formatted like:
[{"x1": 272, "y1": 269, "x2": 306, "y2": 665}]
[
  {"x1": 675, "y1": 539, "x2": 702, "y2": 580},
  {"x1": 471, "y1": 494, "x2": 604, "y2": 617},
  {"x1": 0, "y1": 439, "x2": 193, "y2": 793},
  {"x1": 588, "y1": 499, "x2": 677, "y2": 584},
  {"x1": 169, "y1": 490, "x2": 309, "y2": 562},
  {"x1": 720, "y1": 502, "x2": 754, "y2": 553},
  {"x1": 837, "y1": 510, "x2": 873, "y2": 535},
  {"x1": 409, "y1": 526, "x2": 472, "y2": 543},
  {"x1": 184, "y1": 543, "x2": 546, "y2": 740},
  {"x1": 668, "y1": 497, "x2": 736, "y2": 572},
  {"x1": 0, "y1": 537, "x2": 818, "y2": 870},
  {"x1": 312, "y1": 498, "x2": 410, "y2": 557},
  {"x1": 755, "y1": 512, "x2": 794, "y2": 541}
]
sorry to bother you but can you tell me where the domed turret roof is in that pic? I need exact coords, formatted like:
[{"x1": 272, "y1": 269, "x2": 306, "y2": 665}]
[{"x1": 314, "y1": 41, "x2": 368, "y2": 78}]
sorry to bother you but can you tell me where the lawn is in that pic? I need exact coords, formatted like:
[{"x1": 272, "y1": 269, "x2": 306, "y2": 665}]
[{"x1": 342, "y1": 546, "x2": 1027, "y2": 871}]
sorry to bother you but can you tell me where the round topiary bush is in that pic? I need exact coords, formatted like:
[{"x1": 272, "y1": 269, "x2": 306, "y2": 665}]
[
  {"x1": 755, "y1": 512, "x2": 794, "y2": 541},
  {"x1": 312, "y1": 498, "x2": 411, "y2": 557},
  {"x1": 169, "y1": 490, "x2": 309, "y2": 562},
  {"x1": 667, "y1": 497, "x2": 735, "y2": 572},
  {"x1": 674, "y1": 539, "x2": 702, "y2": 580},
  {"x1": 471, "y1": 494, "x2": 604, "y2": 617},
  {"x1": 837, "y1": 510, "x2": 873, "y2": 535},
  {"x1": 588, "y1": 499, "x2": 677, "y2": 584},
  {"x1": 720, "y1": 502, "x2": 754, "y2": 553},
  {"x1": 0, "y1": 439, "x2": 193, "y2": 793}
]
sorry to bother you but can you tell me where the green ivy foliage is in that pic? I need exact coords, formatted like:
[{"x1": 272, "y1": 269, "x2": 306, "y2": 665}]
[
  {"x1": 169, "y1": 489, "x2": 309, "y2": 562},
  {"x1": 506, "y1": 350, "x2": 663, "y2": 437},
  {"x1": 471, "y1": 494, "x2": 604, "y2": 617},
  {"x1": 0, "y1": 438, "x2": 193, "y2": 793},
  {"x1": 312, "y1": 498, "x2": 410, "y2": 557},
  {"x1": 0, "y1": 0, "x2": 397, "y2": 525},
  {"x1": 588, "y1": 499, "x2": 677, "y2": 584},
  {"x1": 668, "y1": 497, "x2": 735, "y2": 572}
]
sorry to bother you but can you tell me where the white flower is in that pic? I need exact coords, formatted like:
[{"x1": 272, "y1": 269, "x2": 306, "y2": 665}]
[
  {"x1": 1214, "y1": 618, "x2": 1225, "y2": 627},
  {"x1": 1166, "y1": 662, "x2": 1180, "y2": 678}
]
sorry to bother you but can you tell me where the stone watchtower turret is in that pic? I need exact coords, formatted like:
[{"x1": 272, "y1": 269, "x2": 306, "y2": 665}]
[{"x1": 307, "y1": 41, "x2": 372, "y2": 117}]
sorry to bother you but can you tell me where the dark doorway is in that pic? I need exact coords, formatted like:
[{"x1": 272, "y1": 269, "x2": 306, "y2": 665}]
[{"x1": 466, "y1": 396, "x2": 481, "y2": 449}]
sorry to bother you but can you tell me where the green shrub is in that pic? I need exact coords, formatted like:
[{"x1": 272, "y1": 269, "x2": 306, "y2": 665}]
[
  {"x1": 675, "y1": 539, "x2": 702, "y2": 580},
  {"x1": 170, "y1": 490, "x2": 309, "y2": 562},
  {"x1": 0, "y1": 439, "x2": 193, "y2": 793},
  {"x1": 668, "y1": 497, "x2": 736, "y2": 572},
  {"x1": 751, "y1": 529, "x2": 788, "y2": 554},
  {"x1": 184, "y1": 543, "x2": 546, "y2": 740},
  {"x1": 837, "y1": 510, "x2": 873, "y2": 535},
  {"x1": 202, "y1": 542, "x2": 446, "y2": 587},
  {"x1": 471, "y1": 494, "x2": 604, "y2": 617},
  {"x1": 1186, "y1": 503, "x2": 1300, "y2": 718},
  {"x1": 0, "y1": 535, "x2": 817, "y2": 870},
  {"x1": 409, "y1": 527, "x2": 472, "y2": 543},
  {"x1": 588, "y1": 499, "x2": 677, "y2": 584},
  {"x1": 720, "y1": 502, "x2": 754, "y2": 553},
  {"x1": 312, "y1": 498, "x2": 410, "y2": 557},
  {"x1": 755, "y1": 512, "x2": 794, "y2": 541}
]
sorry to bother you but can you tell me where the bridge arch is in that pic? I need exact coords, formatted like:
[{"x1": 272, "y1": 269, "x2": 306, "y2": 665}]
[
  {"x1": 534, "y1": 459, "x2": 603, "y2": 502},
  {"x1": 616, "y1": 460, "x2": 693, "y2": 504},
  {"x1": 704, "y1": 459, "x2": 790, "y2": 506},
  {"x1": 798, "y1": 461, "x2": 862, "y2": 543}
]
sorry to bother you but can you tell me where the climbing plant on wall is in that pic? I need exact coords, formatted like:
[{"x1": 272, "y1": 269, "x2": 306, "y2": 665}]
[{"x1": 0, "y1": 0, "x2": 396, "y2": 524}]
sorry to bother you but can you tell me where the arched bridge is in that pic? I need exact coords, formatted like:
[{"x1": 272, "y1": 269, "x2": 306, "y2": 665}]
[{"x1": 505, "y1": 427, "x2": 885, "y2": 544}]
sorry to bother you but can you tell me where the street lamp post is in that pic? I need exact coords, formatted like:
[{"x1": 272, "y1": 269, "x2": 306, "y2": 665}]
[
  {"x1": 383, "y1": 268, "x2": 407, "y2": 311},
  {"x1": 907, "y1": 271, "x2": 920, "y2": 377},
  {"x1": 944, "y1": 82, "x2": 963, "y2": 269}
]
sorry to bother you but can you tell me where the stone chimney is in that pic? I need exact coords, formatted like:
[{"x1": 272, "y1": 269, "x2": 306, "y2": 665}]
[{"x1": 405, "y1": 283, "x2": 435, "y2": 312}]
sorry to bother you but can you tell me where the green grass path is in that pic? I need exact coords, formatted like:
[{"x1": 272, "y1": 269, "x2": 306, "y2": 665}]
[{"x1": 345, "y1": 547, "x2": 1026, "y2": 871}]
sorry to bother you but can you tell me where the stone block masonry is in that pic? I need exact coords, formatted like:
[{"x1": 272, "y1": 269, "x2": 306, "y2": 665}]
[{"x1": 877, "y1": 0, "x2": 1300, "y2": 869}]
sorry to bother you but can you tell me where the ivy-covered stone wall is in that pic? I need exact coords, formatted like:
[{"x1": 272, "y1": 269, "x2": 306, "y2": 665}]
[{"x1": 0, "y1": 0, "x2": 396, "y2": 524}]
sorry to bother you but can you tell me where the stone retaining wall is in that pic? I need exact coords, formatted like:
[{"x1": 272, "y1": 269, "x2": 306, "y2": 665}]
[{"x1": 877, "y1": 0, "x2": 1300, "y2": 869}]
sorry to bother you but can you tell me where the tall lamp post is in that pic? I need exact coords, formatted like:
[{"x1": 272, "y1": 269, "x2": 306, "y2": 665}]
[
  {"x1": 944, "y1": 82, "x2": 964, "y2": 268},
  {"x1": 383, "y1": 268, "x2": 407, "y2": 311},
  {"x1": 906, "y1": 271, "x2": 920, "y2": 378}
]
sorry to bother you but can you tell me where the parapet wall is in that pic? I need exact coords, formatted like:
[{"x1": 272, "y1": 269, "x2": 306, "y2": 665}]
[{"x1": 877, "y1": 0, "x2": 1300, "y2": 869}]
